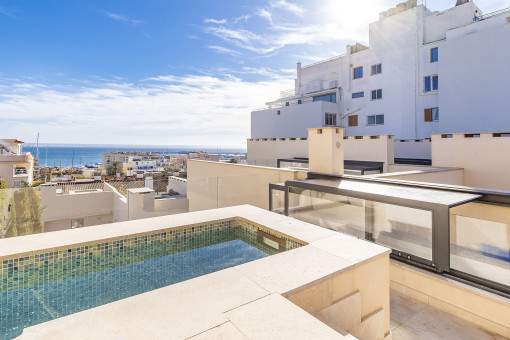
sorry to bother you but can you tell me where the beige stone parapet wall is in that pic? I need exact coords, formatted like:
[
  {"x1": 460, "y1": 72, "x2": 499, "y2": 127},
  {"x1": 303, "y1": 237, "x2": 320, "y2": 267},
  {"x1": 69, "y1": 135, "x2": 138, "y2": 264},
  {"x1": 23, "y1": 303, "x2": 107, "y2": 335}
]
[
  {"x1": 390, "y1": 260, "x2": 510, "y2": 338},
  {"x1": 371, "y1": 165, "x2": 464, "y2": 186},
  {"x1": 187, "y1": 160, "x2": 307, "y2": 212},
  {"x1": 247, "y1": 134, "x2": 395, "y2": 171},
  {"x1": 247, "y1": 137, "x2": 308, "y2": 167},
  {"x1": 432, "y1": 132, "x2": 510, "y2": 191}
]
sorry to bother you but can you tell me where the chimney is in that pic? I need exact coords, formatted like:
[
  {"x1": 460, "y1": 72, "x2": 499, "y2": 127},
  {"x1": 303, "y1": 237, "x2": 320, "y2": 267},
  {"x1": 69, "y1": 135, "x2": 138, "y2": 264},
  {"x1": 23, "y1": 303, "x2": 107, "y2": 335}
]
[{"x1": 308, "y1": 127, "x2": 344, "y2": 175}]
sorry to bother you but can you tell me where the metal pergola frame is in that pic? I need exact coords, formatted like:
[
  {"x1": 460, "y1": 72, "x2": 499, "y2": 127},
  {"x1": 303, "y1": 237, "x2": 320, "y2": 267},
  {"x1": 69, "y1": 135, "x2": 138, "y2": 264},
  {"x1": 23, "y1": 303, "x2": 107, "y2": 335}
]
[{"x1": 269, "y1": 173, "x2": 510, "y2": 297}]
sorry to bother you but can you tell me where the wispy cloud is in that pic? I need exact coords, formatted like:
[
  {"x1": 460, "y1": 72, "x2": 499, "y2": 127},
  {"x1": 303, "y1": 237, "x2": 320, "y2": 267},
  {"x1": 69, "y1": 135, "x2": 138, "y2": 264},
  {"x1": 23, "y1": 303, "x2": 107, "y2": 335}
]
[
  {"x1": 269, "y1": 0, "x2": 304, "y2": 16},
  {"x1": 204, "y1": 18, "x2": 227, "y2": 24},
  {"x1": 0, "y1": 5, "x2": 16, "y2": 17},
  {"x1": 105, "y1": 11, "x2": 143, "y2": 26},
  {"x1": 208, "y1": 45, "x2": 242, "y2": 56},
  {"x1": 203, "y1": 0, "x2": 395, "y2": 57},
  {"x1": 0, "y1": 74, "x2": 293, "y2": 147}
]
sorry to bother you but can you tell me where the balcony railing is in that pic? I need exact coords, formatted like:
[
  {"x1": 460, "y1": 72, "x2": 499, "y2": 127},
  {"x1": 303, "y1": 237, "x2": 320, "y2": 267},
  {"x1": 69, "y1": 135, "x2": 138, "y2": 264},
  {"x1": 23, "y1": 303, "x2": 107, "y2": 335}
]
[
  {"x1": 14, "y1": 168, "x2": 28, "y2": 175},
  {"x1": 252, "y1": 97, "x2": 337, "y2": 112},
  {"x1": 270, "y1": 175, "x2": 510, "y2": 296},
  {"x1": 280, "y1": 89, "x2": 295, "y2": 99},
  {"x1": 475, "y1": 7, "x2": 510, "y2": 21}
]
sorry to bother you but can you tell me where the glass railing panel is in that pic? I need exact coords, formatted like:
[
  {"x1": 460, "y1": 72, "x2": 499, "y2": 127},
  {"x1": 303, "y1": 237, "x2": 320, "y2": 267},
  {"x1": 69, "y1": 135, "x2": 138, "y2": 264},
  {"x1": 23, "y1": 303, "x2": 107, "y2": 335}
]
[
  {"x1": 450, "y1": 202, "x2": 510, "y2": 287},
  {"x1": 270, "y1": 188, "x2": 285, "y2": 214},
  {"x1": 371, "y1": 202, "x2": 433, "y2": 260},
  {"x1": 288, "y1": 189, "x2": 366, "y2": 239}
]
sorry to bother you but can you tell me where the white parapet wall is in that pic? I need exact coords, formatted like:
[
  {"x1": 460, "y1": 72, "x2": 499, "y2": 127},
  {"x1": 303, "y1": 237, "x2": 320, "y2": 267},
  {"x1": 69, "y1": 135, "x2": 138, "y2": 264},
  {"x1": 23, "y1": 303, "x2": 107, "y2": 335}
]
[{"x1": 432, "y1": 132, "x2": 510, "y2": 191}]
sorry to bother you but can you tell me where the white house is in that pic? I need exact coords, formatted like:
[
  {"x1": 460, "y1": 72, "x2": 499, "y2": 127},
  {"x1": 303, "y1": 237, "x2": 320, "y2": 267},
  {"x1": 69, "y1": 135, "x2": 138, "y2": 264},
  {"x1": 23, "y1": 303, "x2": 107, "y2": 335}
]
[
  {"x1": 251, "y1": 0, "x2": 510, "y2": 141},
  {"x1": 0, "y1": 139, "x2": 34, "y2": 188}
]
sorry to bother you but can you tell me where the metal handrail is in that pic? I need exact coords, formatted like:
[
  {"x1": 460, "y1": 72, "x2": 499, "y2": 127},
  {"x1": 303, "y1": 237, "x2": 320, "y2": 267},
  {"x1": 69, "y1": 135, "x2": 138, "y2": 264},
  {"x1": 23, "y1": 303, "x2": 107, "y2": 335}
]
[
  {"x1": 301, "y1": 54, "x2": 346, "y2": 69},
  {"x1": 252, "y1": 97, "x2": 337, "y2": 112},
  {"x1": 280, "y1": 89, "x2": 295, "y2": 99},
  {"x1": 476, "y1": 7, "x2": 510, "y2": 21}
]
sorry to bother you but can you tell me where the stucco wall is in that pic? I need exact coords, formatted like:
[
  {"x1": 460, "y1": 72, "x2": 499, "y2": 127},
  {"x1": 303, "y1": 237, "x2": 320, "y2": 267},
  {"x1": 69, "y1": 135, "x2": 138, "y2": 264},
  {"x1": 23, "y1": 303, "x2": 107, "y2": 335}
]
[
  {"x1": 154, "y1": 196, "x2": 189, "y2": 215},
  {"x1": 251, "y1": 101, "x2": 338, "y2": 139},
  {"x1": 187, "y1": 160, "x2": 306, "y2": 212},
  {"x1": 439, "y1": 15, "x2": 510, "y2": 135},
  {"x1": 41, "y1": 186, "x2": 114, "y2": 223},
  {"x1": 394, "y1": 139, "x2": 431, "y2": 159},
  {"x1": 432, "y1": 133, "x2": 510, "y2": 191},
  {"x1": 247, "y1": 138, "x2": 308, "y2": 167}
]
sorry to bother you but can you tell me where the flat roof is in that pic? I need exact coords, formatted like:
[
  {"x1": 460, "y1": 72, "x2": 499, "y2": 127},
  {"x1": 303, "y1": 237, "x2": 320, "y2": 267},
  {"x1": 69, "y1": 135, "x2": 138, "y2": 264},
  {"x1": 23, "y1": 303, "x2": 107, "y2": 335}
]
[{"x1": 286, "y1": 178, "x2": 481, "y2": 207}]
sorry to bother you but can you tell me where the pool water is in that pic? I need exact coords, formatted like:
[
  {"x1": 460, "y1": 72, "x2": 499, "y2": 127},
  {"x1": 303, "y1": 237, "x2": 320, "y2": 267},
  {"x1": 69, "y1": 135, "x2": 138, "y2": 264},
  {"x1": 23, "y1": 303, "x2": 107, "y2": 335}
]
[{"x1": 0, "y1": 238, "x2": 270, "y2": 339}]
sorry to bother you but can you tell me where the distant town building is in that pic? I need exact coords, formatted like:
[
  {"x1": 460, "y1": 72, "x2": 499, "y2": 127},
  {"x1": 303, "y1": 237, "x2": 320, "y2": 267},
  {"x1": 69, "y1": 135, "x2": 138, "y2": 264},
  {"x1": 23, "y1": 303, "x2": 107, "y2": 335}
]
[{"x1": 0, "y1": 139, "x2": 34, "y2": 188}]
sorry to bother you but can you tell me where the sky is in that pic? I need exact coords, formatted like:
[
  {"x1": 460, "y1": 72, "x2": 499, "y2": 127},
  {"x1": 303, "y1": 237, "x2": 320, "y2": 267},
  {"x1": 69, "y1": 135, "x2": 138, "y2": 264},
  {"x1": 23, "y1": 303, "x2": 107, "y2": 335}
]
[{"x1": 0, "y1": 0, "x2": 505, "y2": 147}]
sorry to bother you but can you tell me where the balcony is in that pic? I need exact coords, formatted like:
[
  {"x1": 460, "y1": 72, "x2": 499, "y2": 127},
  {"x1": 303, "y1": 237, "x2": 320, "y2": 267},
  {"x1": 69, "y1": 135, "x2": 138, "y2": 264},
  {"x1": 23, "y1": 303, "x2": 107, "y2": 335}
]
[
  {"x1": 251, "y1": 100, "x2": 339, "y2": 139},
  {"x1": 0, "y1": 153, "x2": 32, "y2": 163}
]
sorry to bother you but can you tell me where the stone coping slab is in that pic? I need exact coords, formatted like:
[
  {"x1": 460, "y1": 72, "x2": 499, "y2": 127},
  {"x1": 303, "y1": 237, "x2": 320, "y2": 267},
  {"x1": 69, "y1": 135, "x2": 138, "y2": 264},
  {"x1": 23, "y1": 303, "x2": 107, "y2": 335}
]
[{"x1": 10, "y1": 205, "x2": 390, "y2": 339}]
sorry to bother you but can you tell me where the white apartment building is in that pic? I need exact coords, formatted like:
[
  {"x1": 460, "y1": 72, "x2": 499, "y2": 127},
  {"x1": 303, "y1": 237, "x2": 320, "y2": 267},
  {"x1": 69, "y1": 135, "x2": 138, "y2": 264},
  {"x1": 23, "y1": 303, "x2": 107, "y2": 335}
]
[
  {"x1": 0, "y1": 139, "x2": 34, "y2": 188},
  {"x1": 130, "y1": 157, "x2": 157, "y2": 171},
  {"x1": 251, "y1": 0, "x2": 510, "y2": 140}
]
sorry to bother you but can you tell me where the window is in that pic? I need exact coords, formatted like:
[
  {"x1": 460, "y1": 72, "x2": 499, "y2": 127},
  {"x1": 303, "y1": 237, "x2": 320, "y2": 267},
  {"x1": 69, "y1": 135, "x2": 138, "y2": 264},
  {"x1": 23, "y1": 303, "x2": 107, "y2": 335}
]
[
  {"x1": 371, "y1": 89, "x2": 382, "y2": 100},
  {"x1": 298, "y1": 99, "x2": 302, "y2": 104},
  {"x1": 348, "y1": 115, "x2": 358, "y2": 127},
  {"x1": 277, "y1": 110, "x2": 280, "y2": 115},
  {"x1": 430, "y1": 47, "x2": 438, "y2": 62},
  {"x1": 371, "y1": 63, "x2": 382, "y2": 75},
  {"x1": 424, "y1": 108, "x2": 439, "y2": 122},
  {"x1": 285, "y1": 102, "x2": 289, "y2": 106},
  {"x1": 313, "y1": 93, "x2": 336, "y2": 103},
  {"x1": 352, "y1": 92, "x2": 364, "y2": 99},
  {"x1": 424, "y1": 75, "x2": 438, "y2": 92},
  {"x1": 325, "y1": 113, "x2": 337, "y2": 126},
  {"x1": 367, "y1": 114, "x2": 384, "y2": 125},
  {"x1": 353, "y1": 66, "x2": 363, "y2": 79},
  {"x1": 71, "y1": 218, "x2": 84, "y2": 229}
]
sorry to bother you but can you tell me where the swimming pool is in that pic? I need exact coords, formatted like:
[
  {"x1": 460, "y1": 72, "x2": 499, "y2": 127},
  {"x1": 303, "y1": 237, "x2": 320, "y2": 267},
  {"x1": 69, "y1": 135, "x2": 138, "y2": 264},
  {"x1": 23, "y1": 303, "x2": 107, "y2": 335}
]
[{"x1": 0, "y1": 218, "x2": 304, "y2": 339}]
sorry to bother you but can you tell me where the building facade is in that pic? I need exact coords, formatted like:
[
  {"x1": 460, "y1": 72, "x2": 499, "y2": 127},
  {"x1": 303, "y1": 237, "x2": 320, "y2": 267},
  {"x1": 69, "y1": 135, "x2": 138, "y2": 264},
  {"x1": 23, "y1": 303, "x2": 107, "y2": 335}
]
[
  {"x1": 0, "y1": 139, "x2": 34, "y2": 188},
  {"x1": 251, "y1": 0, "x2": 510, "y2": 140}
]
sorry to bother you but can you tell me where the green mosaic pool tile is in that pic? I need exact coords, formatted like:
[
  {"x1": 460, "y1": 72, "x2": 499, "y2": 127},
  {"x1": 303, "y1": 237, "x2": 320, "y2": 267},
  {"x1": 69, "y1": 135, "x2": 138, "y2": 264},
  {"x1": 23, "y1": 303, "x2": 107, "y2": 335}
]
[{"x1": 1, "y1": 218, "x2": 304, "y2": 294}]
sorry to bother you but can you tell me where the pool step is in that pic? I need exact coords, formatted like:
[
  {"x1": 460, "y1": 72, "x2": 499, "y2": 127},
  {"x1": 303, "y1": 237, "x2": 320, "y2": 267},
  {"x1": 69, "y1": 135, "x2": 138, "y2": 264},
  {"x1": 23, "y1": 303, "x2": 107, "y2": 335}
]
[
  {"x1": 313, "y1": 290, "x2": 386, "y2": 340},
  {"x1": 314, "y1": 290, "x2": 361, "y2": 333}
]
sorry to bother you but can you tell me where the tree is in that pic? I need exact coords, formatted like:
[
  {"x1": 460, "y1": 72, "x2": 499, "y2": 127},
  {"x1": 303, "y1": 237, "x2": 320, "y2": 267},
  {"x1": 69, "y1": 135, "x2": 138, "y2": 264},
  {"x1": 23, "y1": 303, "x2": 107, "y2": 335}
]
[
  {"x1": 0, "y1": 175, "x2": 7, "y2": 237},
  {"x1": 107, "y1": 161, "x2": 123, "y2": 176},
  {"x1": 5, "y1": 187, "x2": 44, "y2": 238},
  {"x1": 228, "y1": 158, "x2": 238, "y2": 164}
]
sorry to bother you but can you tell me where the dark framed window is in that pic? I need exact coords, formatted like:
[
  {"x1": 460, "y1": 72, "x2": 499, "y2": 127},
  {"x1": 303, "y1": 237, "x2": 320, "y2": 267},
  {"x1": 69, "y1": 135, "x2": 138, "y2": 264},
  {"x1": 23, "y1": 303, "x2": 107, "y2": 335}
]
[
  {"x1": 371, "y1": 63, "x2": 382, "y2": 75},
  {"x1": 431, "y1": 47, "x2": 438, "y2": 62},
  {"x1": 424, "y1": 75, "x2": 438, "y2": 92},
  {"x1": 325, "y1": 113, "x2": 337, "y2": 126},
  {"x1": 352, "y1": 92, "x2": 364, "y2": 99},
  {"x1": 353, "y1": 66, "x2": 363, "y2": 79},
  {"x1": 313, "y1": 93, "x2": 336, "y2": 103},
  {"x1": 425, "y1": 108, "x2": 439, "y2": 121},
  {"x1": 367, "y1": 114, "x2": 384, "y2": 125},
  {"x1": 371, "y1": 89, "x2": 382, "y2": 100}
]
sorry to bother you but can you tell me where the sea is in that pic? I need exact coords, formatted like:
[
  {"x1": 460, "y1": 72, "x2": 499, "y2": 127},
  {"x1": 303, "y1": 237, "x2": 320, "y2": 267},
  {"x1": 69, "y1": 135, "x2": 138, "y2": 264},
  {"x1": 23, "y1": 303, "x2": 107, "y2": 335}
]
[{"x1": 24, "y1": 145, "x2": 247, "y2": 168}]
